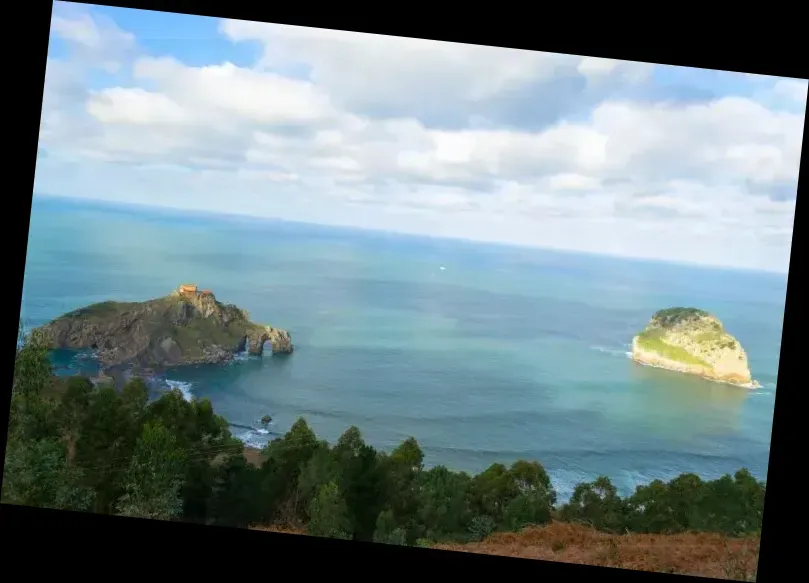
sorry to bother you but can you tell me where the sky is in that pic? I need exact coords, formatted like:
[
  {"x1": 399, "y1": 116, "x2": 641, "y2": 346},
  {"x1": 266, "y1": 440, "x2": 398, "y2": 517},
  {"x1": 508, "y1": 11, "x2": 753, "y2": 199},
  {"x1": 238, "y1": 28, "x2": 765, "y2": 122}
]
[{"x1": 35, "y1": 2, "x2": 807, "y2": 273}]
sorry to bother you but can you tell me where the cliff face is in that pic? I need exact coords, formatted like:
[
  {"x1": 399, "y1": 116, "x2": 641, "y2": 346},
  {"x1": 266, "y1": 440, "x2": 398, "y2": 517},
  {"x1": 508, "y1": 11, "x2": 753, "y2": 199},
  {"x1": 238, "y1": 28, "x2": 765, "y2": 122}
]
[
  {"x1": 37, "y1": 286, "x2": 294, "y2": 372},
  {"x1": 631, "y1": 308, "x2": 758, "y2": 388}
]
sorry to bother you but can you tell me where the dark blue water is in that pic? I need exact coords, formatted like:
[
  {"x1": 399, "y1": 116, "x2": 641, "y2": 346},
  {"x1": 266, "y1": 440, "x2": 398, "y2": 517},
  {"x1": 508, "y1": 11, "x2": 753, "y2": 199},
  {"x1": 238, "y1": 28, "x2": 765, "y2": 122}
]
[{"x1": 20, "y1": 195, "x2": 784, "y2": 500}]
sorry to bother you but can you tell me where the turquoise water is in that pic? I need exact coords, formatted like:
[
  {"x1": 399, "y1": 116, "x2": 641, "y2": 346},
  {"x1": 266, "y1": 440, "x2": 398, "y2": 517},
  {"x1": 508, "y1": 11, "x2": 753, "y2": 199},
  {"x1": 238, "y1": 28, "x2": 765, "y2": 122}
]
[{"x1": 20, "y1": 195, "x2": 784, "y2": 500}]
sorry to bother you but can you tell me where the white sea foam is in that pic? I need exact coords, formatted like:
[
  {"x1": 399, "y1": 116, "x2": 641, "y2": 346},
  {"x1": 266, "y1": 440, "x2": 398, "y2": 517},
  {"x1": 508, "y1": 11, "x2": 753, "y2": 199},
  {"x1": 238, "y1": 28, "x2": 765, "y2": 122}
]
[
  {"x1": 165, "y1": 379, "x2": 194, "y2": 402},
  {"x1": 549, "y1": 468, "x2": 674, "y2": 503},
  {"x1": 589, "y1": 345, "x2": 626, "y2": 357},
  {"x1": 234, "y1": 429, "x2": 271, "y2": 450},
  {"x1": 547, "y1": 469, "x2": 591, "y2": 503},
  {"x1": 228, "y1": 350, "x2": 259, "y2": 365}
]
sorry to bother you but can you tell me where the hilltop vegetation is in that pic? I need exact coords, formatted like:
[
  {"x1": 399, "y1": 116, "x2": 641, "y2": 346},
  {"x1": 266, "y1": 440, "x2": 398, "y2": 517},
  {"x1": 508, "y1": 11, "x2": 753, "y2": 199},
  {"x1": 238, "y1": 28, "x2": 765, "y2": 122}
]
[
  {"x1": 650, "y1": 307, "x2": 712, "y2": 327},
  {"x1": 4, "y1": 329, "x2": 764, "y2": 577}
]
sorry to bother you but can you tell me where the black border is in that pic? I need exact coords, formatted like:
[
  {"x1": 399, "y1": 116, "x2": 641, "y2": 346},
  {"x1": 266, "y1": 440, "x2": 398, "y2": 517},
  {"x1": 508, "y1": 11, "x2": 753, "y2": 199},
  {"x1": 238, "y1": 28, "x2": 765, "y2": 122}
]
[{"x1": 4, "y1": 1, "x2": 806, "y2": 581}]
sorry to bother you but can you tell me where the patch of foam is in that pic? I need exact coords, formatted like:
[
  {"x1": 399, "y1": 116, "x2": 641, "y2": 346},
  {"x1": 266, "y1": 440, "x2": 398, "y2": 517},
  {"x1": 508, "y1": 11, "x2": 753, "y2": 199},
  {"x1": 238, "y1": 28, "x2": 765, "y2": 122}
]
[
  {"x1": 549, "y1": 468, "x2": 673, "y2": 503},
  {"x1": 590, "y1": 345, "x2": 626, "y2": 357},
  {"x1": 547, "y1": 468, "x2": 592, "y2": 503},
  {"x1": 614, "y1": 468, "x2": 674, "y2": 497},
  {"x1": 233, "y1": 428, "x2": 272, "y2": 450},
  {"x1": 229, "y1": 350, "x2": 259, "y2": 365},
  {"x1": 165, "y1": 379, "x2": 194, "y2": 402}
]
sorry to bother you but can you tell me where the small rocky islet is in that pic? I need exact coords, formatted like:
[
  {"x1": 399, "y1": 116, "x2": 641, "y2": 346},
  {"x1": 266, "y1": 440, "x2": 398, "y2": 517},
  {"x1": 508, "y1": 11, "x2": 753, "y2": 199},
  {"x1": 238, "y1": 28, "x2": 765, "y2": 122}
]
[
  {"x1": 35, "y1": 284, "x2": 293, "y2": 379},
  {"x1": 630, "y1": 307, "x2": 759, "y2": 389}
]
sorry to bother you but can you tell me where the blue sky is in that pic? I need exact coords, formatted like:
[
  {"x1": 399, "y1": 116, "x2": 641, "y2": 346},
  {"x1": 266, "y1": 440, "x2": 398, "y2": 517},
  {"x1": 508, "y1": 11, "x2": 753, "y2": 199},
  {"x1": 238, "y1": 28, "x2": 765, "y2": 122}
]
[{"x1": 36, "y1": 1, "x2": 806, "y2": 272}]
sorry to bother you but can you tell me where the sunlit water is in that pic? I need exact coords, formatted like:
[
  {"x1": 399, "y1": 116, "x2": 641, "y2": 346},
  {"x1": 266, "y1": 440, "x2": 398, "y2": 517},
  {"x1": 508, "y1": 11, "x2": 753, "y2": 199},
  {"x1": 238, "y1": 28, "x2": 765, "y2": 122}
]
[{"x1": 20, "y1": 195, "x2": 784, "y2": 500}]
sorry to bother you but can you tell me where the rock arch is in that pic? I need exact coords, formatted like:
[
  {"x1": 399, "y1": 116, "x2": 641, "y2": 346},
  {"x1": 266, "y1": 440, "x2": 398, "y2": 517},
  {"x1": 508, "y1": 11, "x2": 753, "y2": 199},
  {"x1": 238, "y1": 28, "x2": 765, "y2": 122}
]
[{"x1": 245, "y1": 327, "x2": 294, "y2": 356}]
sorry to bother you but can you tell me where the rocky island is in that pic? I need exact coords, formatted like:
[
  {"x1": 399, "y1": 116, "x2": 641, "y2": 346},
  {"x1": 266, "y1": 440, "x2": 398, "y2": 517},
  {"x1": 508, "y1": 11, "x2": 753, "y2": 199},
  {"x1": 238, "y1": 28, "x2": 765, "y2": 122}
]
[
  {"x1": 36, "y1": 284, "x2": 293, "y2": 374},
  {"x1": 631, "y1": 307, "x2": 759, "y2": 389}
]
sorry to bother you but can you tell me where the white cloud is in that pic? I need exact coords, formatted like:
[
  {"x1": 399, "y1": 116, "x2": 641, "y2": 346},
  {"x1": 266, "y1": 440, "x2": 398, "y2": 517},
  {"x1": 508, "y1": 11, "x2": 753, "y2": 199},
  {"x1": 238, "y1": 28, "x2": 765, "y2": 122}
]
[
  {"x1": 771, "y1": 78, "x2": 808, "y2": 106},
  {"x1": 220, "y1": 20, "x2": 571, "y2": 106},
  {"x1": 131, "y1": 57, "x2": 337, "y2": 125},
  {"x1": 87, "y1": 87, "x2": 193, "y2": 125},
  {"x1": 50, "y1": 8, "x2": 135, "y2": 72},
  {"x1": 35, "y1": 5, "x2": 803, "y2": 273}
]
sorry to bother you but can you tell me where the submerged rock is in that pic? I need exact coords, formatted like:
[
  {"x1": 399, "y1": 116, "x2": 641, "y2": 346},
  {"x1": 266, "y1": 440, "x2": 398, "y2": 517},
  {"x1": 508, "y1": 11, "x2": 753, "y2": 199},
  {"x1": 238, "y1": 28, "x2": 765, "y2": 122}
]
[
  {"x1": 631, "y1": 307, "x2": 759, "y2": 388},
  {"x1": 36, "y1": 284, "x2": 294, "y2": 373}
]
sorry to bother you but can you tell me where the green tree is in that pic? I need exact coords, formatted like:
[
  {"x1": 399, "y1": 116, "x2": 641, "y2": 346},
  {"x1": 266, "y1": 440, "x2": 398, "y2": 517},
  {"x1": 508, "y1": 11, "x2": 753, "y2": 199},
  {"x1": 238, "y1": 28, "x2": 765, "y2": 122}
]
[
  {"x1": 56, "y1": 376, "x2": 93, "y2": 434},
  {"x1": 469, "y1": 515, "x2": 496, "y2": 541},
  {"x1": 120, "y1": 378, "x2": 149, "y2": 422},
  {"x1": 307, "y1": 481, "x2": 351, "y2": 539},
  {"x1": 561, "y1": 476, "x2": 628, "y2": 533},
  {"x1": 9, "y1": 328, "x2": 60, "y2": 442},
  {"x1": 74, "y1": 385, "x2": 141, "y2": 512},
  {"x1": 509, "y1": 460, "x2": 556, "y2": 502},
  {"x1": 144, "y1": 392, "x2": 233, "y2": 522},
  {"x1": 1, "y1": 437, "x2": 93, "y2": 511},
  {"x1": 143, "y1": 389, "x2": 196, "y2": 447},
  {"x1": 380, "y1": 437, "x2": 425, "y2": 543},
  {"x1": 373, "y1": 508, "x2": 398, "y2": 543},
  {"x1": 115, "y1": 421, "x2": 188, "y2": 521},
  {"x1": 12, "y1": 328, "x2": 52, "y2": 400},
  {"x1": 626, "y1": 479, "x2": 674, "y2": 533},
  {"x1": 296, "y1": 444, "x2": 339, "y2": 520},
  {"x1": 691, "y1": 470, "x2": 765, "y2": 535},
  {"x1": 333, "y1": 427, "x2": 387, "y2": 541},
  {"x1": 728, "y1": 469, "x2": 766, "y2": 534},
  {"x1": 500, "y1": 460, "x2": 556, "y2": 530},
  {"x1": 208, "y1": 450, "x2": 264, "y2": 528},
  {"x1": 665, "y1": 472, "x2": 706, "y2": 531},
  {"x1": 416, "y1": 465, "x2": 473, "y2": 540},
  {"x1": 503, "y1": 489, "x2": 554, "y2": 531},
  {"x1": 260, "y1": 418, "x2": 321, "y2": 520},
  {"x1": 468, "y1": 463, "x2": 519, "y2": 524}
]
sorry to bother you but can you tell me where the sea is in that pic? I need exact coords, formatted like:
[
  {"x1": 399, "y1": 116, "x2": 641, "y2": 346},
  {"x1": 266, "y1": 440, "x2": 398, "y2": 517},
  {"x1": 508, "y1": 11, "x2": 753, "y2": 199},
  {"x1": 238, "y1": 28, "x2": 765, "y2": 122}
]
[{"x1": 18, "y1": 195, "x2": 784, "y2": 501}]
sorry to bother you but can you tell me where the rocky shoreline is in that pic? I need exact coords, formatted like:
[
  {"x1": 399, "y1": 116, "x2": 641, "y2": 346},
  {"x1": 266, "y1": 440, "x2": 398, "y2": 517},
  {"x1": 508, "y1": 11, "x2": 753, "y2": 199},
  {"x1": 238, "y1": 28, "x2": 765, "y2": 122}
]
[{"x1": 631, "y1": 337, "x2": 761, "y2": 389}]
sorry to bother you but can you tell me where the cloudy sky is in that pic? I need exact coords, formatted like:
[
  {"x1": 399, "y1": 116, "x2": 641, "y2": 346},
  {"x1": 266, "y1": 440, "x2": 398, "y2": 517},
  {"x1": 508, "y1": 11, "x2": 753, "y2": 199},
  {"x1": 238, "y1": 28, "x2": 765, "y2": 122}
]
[{"x1": 35, "y1": 2, "x2": 805, "y2": 273}]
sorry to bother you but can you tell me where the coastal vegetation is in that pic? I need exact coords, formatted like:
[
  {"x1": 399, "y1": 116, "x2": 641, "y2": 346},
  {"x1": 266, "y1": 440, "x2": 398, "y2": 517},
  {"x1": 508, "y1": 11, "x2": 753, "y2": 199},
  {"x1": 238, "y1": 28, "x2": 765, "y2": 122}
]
[
  {"x1": 4, "y1": 329, "x2": 763, "y2": 578},
  {"x1": 636, "y1": 328, "x2": 710, "y2": 367}
]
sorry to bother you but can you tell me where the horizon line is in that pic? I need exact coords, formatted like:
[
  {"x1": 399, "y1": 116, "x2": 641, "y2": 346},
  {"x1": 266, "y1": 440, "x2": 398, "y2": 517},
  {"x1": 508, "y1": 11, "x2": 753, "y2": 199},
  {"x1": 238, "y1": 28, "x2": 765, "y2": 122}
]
[{"x1": 30, "y1": 192, "x2": 791, "y2": 277}]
